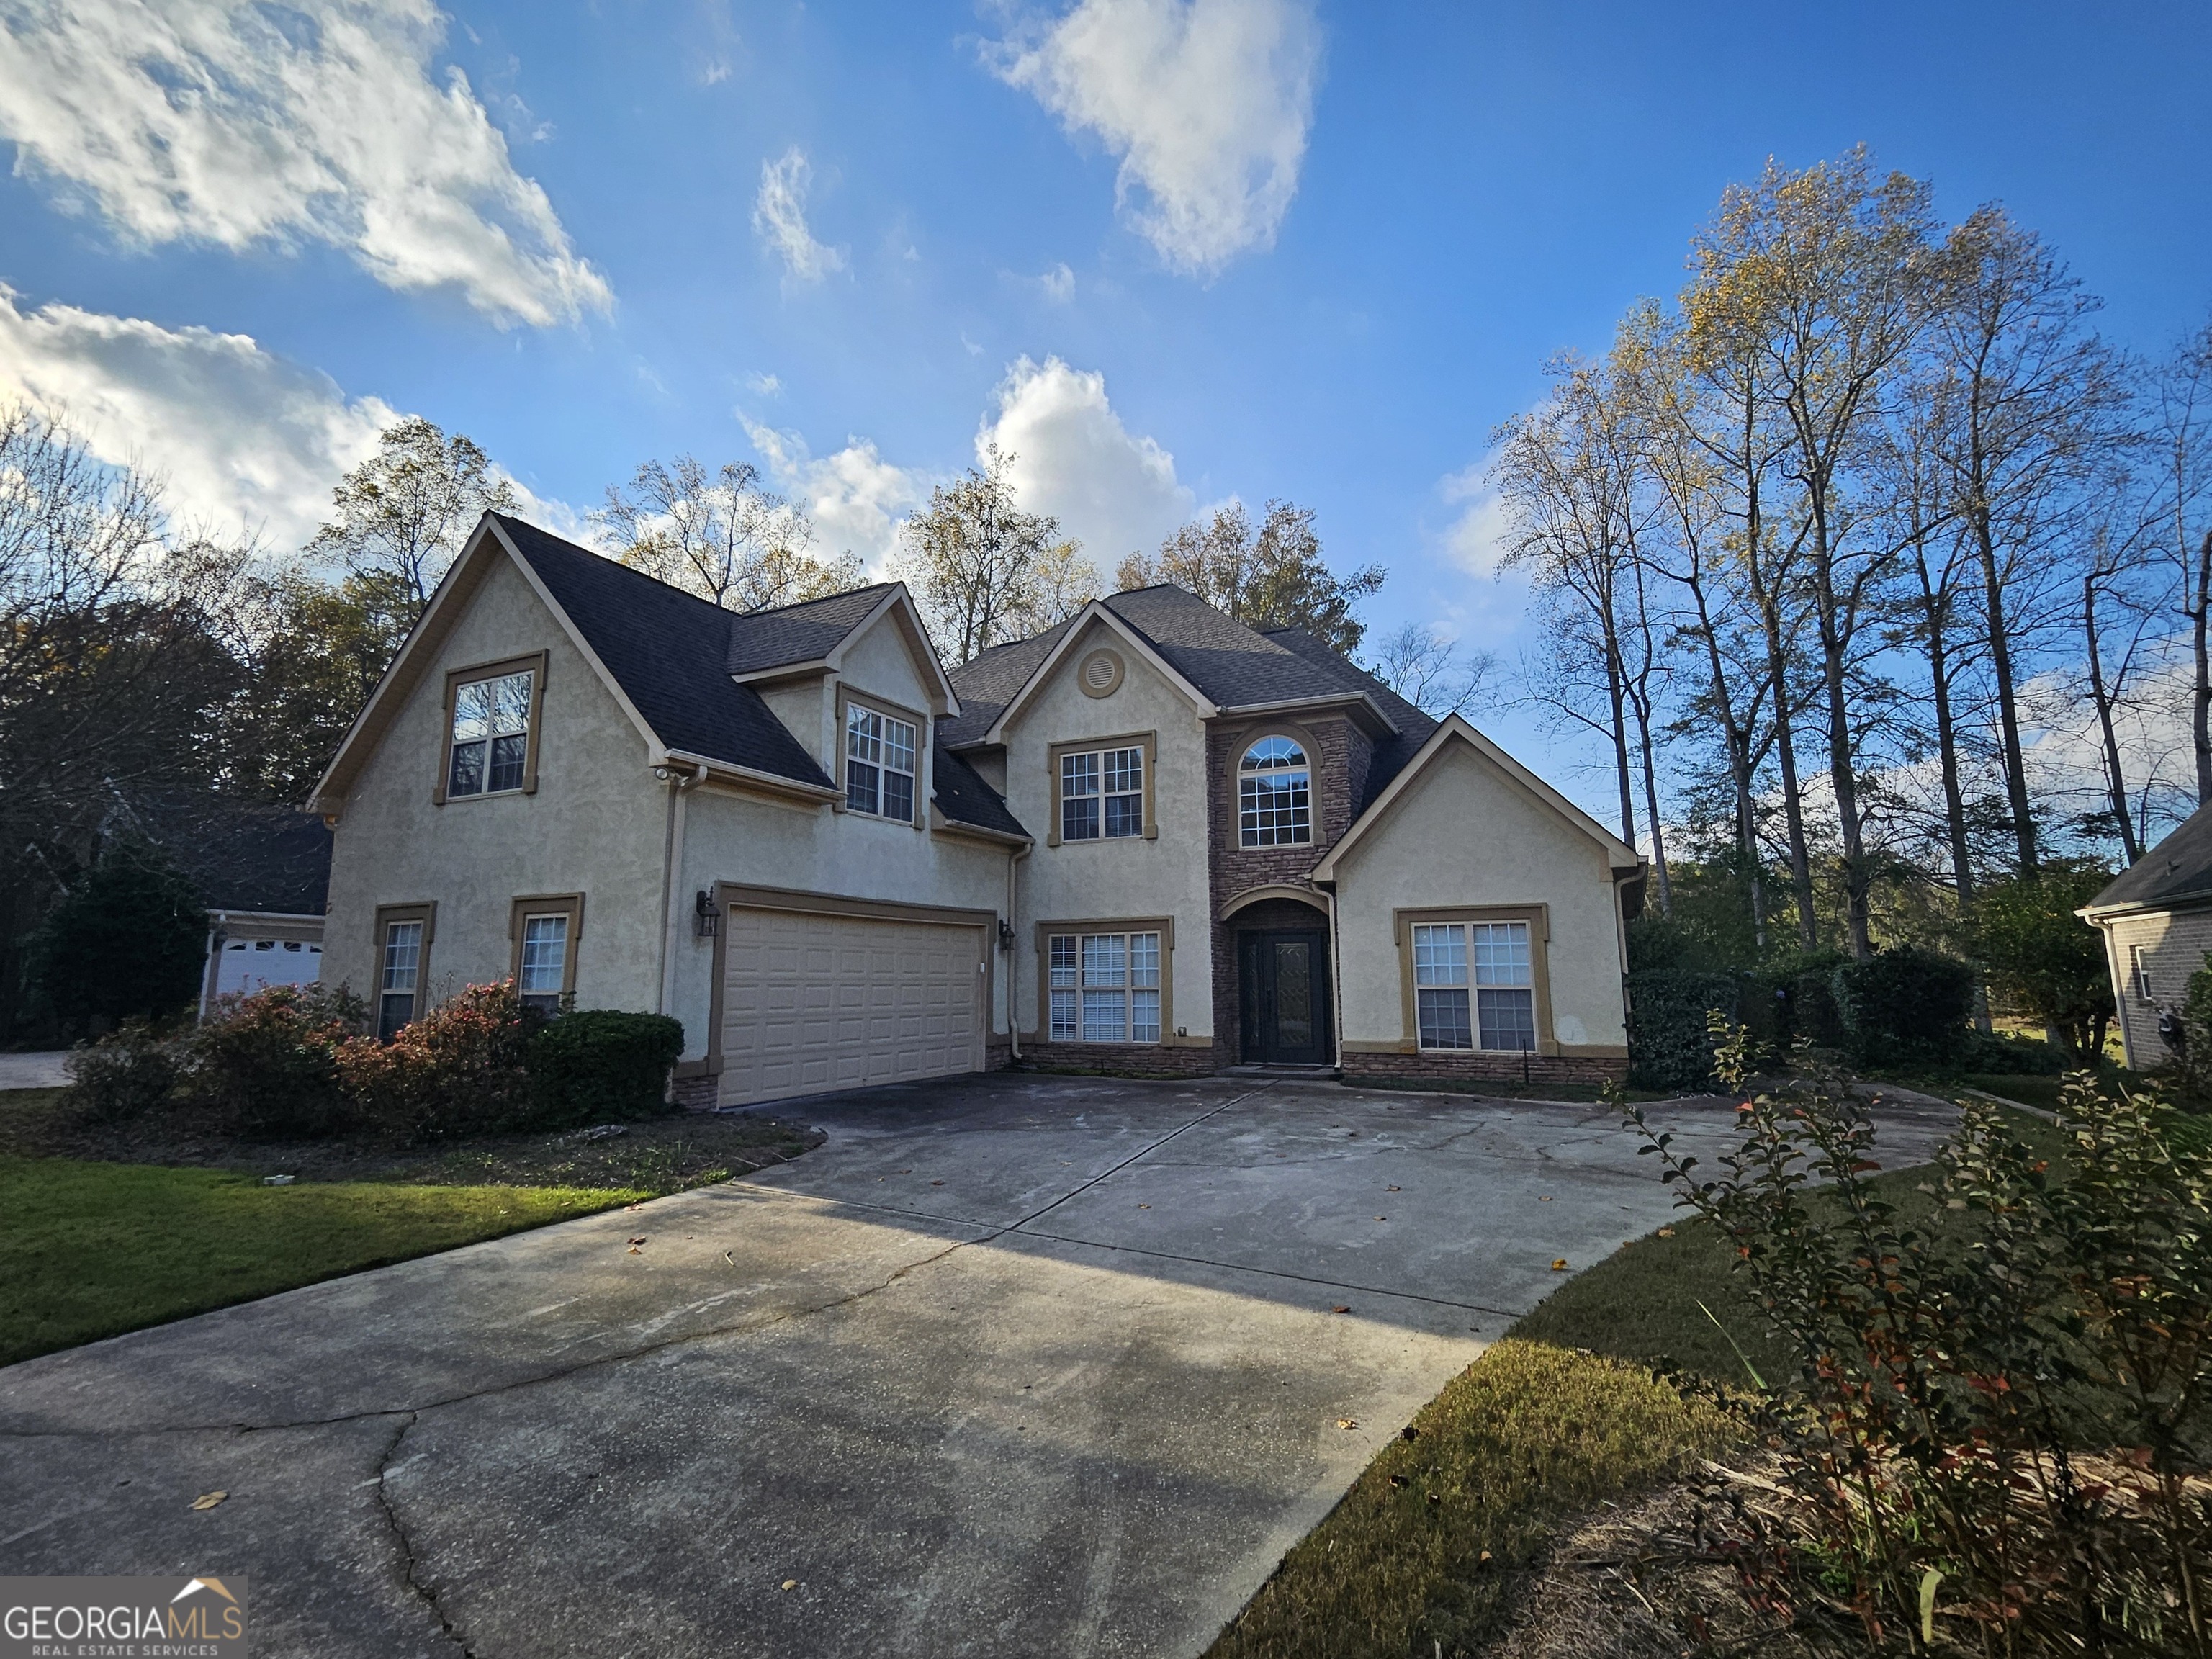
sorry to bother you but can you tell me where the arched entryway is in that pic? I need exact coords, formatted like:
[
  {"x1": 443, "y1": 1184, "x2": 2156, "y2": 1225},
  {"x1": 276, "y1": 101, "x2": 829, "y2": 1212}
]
[{"x1": 1227, "y1": 894, "x2": 1333, "y2": 1065}]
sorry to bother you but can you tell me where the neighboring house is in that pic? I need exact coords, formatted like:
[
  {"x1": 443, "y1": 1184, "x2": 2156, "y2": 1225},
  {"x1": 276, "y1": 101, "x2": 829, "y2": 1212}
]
[
  {"x1": 310, "y1": 514, "x2": 1642, "y2": 1107},
  {"x1": 161, "y1": 806, "x2": 333, "y2": 1015},
  {"x1": 2080, "y1": 802, "x2": 2212, "y2": 1068}
]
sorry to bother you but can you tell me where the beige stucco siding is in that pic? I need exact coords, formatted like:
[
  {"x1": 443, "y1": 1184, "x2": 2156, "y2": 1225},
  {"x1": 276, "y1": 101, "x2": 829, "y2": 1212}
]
[
  {"x1": 1328, "y1": 737, "x2": 1628, "y2": 1052},
  {"x1": 2095, "y1": 905, "x2": 2212, "y2": 1067},
  {"x1": 1000, "y1": 619, "x2": 1215, "y2": 1041},
  {"x1": 661, "y1": 608, "x2": 1012, "y2": 1063},
  {"x1": 322, "y1": 554, "x2": 668, "y2": 1016}
]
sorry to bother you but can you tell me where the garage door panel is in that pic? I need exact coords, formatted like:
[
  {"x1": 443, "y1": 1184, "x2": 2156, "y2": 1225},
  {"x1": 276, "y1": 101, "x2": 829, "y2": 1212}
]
[{"x1": 720, "y1": 907, "x2": 985, "y2": 1106}]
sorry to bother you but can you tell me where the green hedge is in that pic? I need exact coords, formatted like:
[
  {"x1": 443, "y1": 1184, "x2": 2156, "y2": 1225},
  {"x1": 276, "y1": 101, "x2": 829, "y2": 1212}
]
[
  {"x1": 526, "y1": 1011, "x2": 686, "y2": 1127},
  {"x1": 1625, "y1": 971, "x2": 1743, "y2": 1091},
  {"x1": 1833, "y1": 946, "x2": 1975, "y2": 1071}
]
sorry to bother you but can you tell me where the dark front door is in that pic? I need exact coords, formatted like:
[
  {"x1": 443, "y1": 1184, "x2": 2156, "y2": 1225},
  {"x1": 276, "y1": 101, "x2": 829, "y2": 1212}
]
[{"x1": 1238, "y1": 929, "x2": 1331, "y2": 1064}]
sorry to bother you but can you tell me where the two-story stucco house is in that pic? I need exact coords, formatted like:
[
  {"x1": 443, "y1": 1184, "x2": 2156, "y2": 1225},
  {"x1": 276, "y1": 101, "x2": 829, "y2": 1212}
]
[{"x1": 310, "y1": 514, "x2": 1643, "y2": 1106}]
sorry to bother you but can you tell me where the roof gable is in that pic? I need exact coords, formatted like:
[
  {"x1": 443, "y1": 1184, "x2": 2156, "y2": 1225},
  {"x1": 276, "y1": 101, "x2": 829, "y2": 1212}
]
[{"x1": 2084, "y1": 801, "x2": 2212, "y2": 915}]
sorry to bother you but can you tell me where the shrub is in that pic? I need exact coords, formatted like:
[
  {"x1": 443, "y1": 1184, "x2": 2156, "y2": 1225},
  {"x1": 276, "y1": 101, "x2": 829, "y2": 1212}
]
[
  {"x1": 1624, "y1": 970, "x2": 1743, "y2": 1091},
  {"x1": 27, "y1": 836, "x2": 207, "y2": 1034},
  {"x1": 184, "y1": 983, "x2": 367, "y2": 1139},
  {"x1": 1956, "y1": 1025, "x2": 2065, "y2": 1076},
  {"x1": 337, "y1": 981, "x2": 540, "y2": 1142},
  {"x1": 526, "y1": 1010, "x2": 684, "y2": 1128},
  {"x1": 1831, "y1": 943, "x2": 1974, "y2": 1071},
  {"x1": 1623, "y1": 1022, "x2": 2212, "y2": 1654},
  {"x1": 1972, "y1": 863, "x2": 2118, "y2": 1063},
  {"x1": 63, "y1": 1020, "x2": 182, "y2": 1120}
]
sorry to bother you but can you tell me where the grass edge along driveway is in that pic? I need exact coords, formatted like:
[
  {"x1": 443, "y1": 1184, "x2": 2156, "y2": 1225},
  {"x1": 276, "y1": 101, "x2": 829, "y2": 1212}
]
[{"x1": 0, "y1": 1156, "x2": 648, "y2": 1368}]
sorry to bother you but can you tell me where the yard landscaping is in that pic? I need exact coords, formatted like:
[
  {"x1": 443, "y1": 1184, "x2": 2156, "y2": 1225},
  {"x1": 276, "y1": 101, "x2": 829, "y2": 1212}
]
[
  {"x1": 0, "y1": 1083, "x2": 820, "y2": 1367},
  {"x1": 1207, "y1": 1080, "x2": 2206, "y2": 1659}
]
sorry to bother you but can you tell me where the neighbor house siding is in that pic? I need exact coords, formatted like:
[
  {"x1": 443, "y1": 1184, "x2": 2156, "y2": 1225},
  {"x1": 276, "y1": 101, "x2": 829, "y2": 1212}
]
[
  {"x1": 2097, "y1": 904, "x2": 2212, "y2": 1068},
  {"x1": 321, "y1": 554, "x2": 667, "y2": 1017}
]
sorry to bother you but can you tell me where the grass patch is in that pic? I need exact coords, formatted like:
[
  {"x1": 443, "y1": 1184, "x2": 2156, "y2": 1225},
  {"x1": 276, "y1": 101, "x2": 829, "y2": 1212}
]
[
  {"x1": 0, "y1": 1156, "x2": 646, "y2": 1367},
  {"x1": 1206, "y1": 1341, "x2": 1732, "y2": 1659}
]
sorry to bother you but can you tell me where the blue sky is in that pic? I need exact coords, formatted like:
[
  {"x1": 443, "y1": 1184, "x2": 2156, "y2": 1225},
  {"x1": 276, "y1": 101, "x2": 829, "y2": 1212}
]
[{"x1": 1, "y1": 1, "x2": 2208, "y2": 820}]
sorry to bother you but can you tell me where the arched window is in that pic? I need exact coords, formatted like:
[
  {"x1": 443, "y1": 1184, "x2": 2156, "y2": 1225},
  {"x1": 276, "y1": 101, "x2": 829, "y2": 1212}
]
[{"x1": 1238, "y1": 735, "x2": 1311, "y2": 847}]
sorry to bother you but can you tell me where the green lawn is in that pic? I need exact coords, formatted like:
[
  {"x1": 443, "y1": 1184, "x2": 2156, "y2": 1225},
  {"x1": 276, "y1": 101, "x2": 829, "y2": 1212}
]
[
  {"x1": 0, "y1": 1156, "x2": 646, "y2": 1367},
  {"x1": 1205, "y1": 1107, "x2": 2069, "y2": 1658}
]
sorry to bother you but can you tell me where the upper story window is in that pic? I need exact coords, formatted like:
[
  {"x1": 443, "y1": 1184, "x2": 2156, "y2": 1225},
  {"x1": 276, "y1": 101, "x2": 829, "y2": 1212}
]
[
  {"x1": 2133, "y1": 943, "x2": 2154, "y2": 1003},
  {"x1": 1061, "y1": 745, "x2": 1145, "y2": 841},
  {"x1": 1239, "y1": 736, "x2": 1310, "y2": 847},
  {"x1": 846, "y1": 703, "x2": 917, "y2": 822},
  {"x1": 449, "y1": 668, "x2": 534, "y2": 797}
]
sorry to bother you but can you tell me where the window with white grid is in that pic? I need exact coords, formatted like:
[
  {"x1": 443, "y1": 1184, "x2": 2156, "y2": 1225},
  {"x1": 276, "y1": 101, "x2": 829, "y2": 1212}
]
[
  {"x1": 448, "y1": 669, "x2": 533, "y2": 797},
  {"x1": 1412, "y1": 920, "x2": 1536, "y2": 1051},
  {"x1": 1048, "y1": 930, "x2": 1162, "y2": 1043},
  {"x1": 845, "y1": 703, "x2": 917, "y2": 822},
  {"x1": 379, "y1": 920, "x2": 423, "y2": 1041},
  {"x1": 1238, "y1": 735, "x2": 1310, "y2": 846},
  {"x1": 518, "y1": 914, "x2": 569, "y2": 1012},
  {"x1": 1059, "y1": 746, "x2": 1144, "y2": 840}
]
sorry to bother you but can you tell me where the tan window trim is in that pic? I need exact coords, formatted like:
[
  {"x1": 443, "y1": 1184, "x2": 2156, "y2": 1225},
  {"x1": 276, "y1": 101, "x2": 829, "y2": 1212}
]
[
  {"x1": 1046, "y1": 731, "x2": 1158, "y2": 848},
  {"x1": 433, "y1": 650, "x2": 548, "y2": 806},
  {"x1": 1391, "y1": 902, "x2": 1557, "y2": 1057},
  {"x1": 1226, "y1": 720, "x2": 1321, "y2": 850},
  {"x1": 509, "y1": 893, "x2": 585, "y2": 1001},
  {"x1": 832, "y1": 682, "x2": 929, "y2": 830},
  {"x1": 373, "y1": 901, "x2": 437, "y2": 1030},
  {"x1": 1033, "y1": 916, "x2": 1177, "y2": 1044}
]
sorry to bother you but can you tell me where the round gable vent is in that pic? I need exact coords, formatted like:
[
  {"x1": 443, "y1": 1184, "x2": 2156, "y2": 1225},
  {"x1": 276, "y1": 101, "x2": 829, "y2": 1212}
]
[{"x1": 1079, "y1": 649, "x2": 1124, "y2": 698}]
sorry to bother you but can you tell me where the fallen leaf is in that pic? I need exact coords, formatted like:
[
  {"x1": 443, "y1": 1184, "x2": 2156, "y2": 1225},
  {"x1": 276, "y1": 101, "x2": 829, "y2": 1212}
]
[
  {"x1": 1331, "y1": 1304, "x2": 1352, "y2": 1315},
  {"x1": 1656, "y1": 1226, "x2": 1676, "y2": 1238},
  {"x1": 722, "y1": 1251, "x2": 734, "y2": 1264},
  {"x1": 190, "y1": 1491, "x2": 228, "y2": 1511},
  {"x1": 1137, "y1": 1203, "x2": 1151, "y2": 1209},
  {"x1": 1478, "y1": 1548, "x2": 1493, "y2": 1562},
  {"x1": 1386, "y1": 1185, "x2": 1401, "y2": 1192},
  {"x1": 1401, "y1": 1425, "x2": 1421, "y2": 1441},
  {"x1": 1430, "y1": 1493, "x2": 1444, "y2": 1508},
  {"x1": 1538, "y1": 1195, "x2": 1552, "y2": 1202},
  {"x1": 930, "y1": 1179, "x2": 945, "y2": 1187},
  {"x1": 1375, "y1": 1215, "x2": 1387, "y2": 1222},
  {"x1": 1388, "y1": 1473, "x2": 1409, "y2": 1488},
  {"x1": 1551, "y1": 1259, "x2": 1568, "y2": 1271},
  {"x1": 628, "y1": 1246, "x2": 642, "y2": 1255},
  {"x1": 780, "y1": 1579, "x2": 798, "y2": 1591},
  {"x1": 629, "y1": 1237, "x2": 647, "y2": 1246},
  {"x1": 1336, "y1": 1418, "x2": 1359, "y2": 1430}
]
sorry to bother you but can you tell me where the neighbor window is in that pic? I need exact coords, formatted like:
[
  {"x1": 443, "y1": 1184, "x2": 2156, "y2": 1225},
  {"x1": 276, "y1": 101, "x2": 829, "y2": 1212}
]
[
  {"x1": 846, "y1": 703, "x2": 917, "y2": 822},
  {"x1": 518, "y1": 914, "x2": 570, "y2": 1014},
  {"x1": 1413, "y1": 921, "x2": 1536, "y2": 1051},
  {"x1": 2133, "y1": 944, "x2": 2154, "y2": 1003},
  {"x1": 447, "y1": 668, "x2": 534, "y2": 798},
  {"x1": 379, "y1": 919, "x2": 424, "y2": 1040},
  {"x1": 1239, "y1": 736, "x2": 1311, "y2": 847},
  {"x1": 1060, "y1": 746, "x2": 1145, "y2": 841},
  {"x1": 1048, "y1": 930, "x2": 1162, "y2": 1043}
]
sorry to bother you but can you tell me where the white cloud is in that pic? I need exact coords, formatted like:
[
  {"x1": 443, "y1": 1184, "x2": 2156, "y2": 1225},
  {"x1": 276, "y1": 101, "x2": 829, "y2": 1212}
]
[
  {"x1": 1039, "y1": 261, "x2": 1075, "y2": 302},
  {"x1": 752, "y1": 146, "x2": 845, "y2": 283},
  {"x1": 744, "y1": 416, "x2": 925, "y2": 573},
  {"x1": 0, "y1": 286, "x2": 400, "y2": 547},
  {"x1": 1439, "y1": 462, "x2": 1511, "y2": 580},
  {"x1": 0, "y1": 0, "x2": 611, "y2": 328},
  {"x1": 745, "y1": 370, "x2": 783, "y2": 397},
  {"x1": 988, "y1": 0, "x2": 1321, "y2": 276},
  {"x1": 980, "y1": 355, "x2": 1192, "y2": 562}
]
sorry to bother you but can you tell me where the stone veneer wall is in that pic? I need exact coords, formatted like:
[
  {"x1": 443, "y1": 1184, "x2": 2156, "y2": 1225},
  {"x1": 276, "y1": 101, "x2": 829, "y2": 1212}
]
[
  {"x1": 1339, "y1": 1050, "x2": 1628, "y2": 1088},
  {"x1": 1015, "y1": 1040, "x2": 1217, "y2": 1076}
]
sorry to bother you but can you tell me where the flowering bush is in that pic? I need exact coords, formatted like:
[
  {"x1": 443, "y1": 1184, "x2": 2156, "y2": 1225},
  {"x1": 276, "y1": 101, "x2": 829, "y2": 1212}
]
[
  {"x1": 336, "y1": 981, "x2": 541, "y2": 1141},
  {"x1": 63, "y1": 1019, "x2": 183, "y2": 1120},
  {"x1": 183, "y1": 983, "x2": 367, "y2": 1138}
]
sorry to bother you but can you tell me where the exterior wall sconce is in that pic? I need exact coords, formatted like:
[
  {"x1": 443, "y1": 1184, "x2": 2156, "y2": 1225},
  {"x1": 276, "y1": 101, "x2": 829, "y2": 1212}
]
[
  {"x1": 693, "y1": 890, "x2": 719, "y2": 938},
  {"x1": 997, "y1": 918, "x2": 1016, "y2": 950}
]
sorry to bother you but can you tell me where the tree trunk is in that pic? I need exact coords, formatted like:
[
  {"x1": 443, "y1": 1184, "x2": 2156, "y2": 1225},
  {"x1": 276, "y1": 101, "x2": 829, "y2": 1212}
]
[
  {"x1": 2084, "y1": 573, "x2": 2144, "y2": 866},
  {"x1": 1809, "y1": 512, "x2": 1874, "y2": 960},
  {"x1": 1974, "y1": 509, "x2": 2041, "y2": 874},
  {"x1": 2195, "y1": 529, "x2": 2212, "y2": 806}
]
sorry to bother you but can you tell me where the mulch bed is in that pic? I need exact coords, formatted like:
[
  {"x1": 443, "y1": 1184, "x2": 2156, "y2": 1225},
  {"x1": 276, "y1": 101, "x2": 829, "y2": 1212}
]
[{"x1": 0, "y1": 1086, "x2": 823, "y2": 1195}]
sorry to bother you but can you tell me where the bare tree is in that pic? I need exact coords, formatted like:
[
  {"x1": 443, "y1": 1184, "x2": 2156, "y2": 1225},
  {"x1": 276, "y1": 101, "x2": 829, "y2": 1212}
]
[
  {"x1": 1364, "y1": 621, "x2": 1496, "y2": 716},
  {"x1": 596, "y1": 454, "x2": 861, "y2": 611},
  {"x1": 895, "y1": 445, "x2": 1070, "y2": 664},
  {"x1": 307, "y1": 416, "x2": 515, "y2": 623},
  {"x1": 2148, "y1": 318, "x2": 2212, "y2": 802}
]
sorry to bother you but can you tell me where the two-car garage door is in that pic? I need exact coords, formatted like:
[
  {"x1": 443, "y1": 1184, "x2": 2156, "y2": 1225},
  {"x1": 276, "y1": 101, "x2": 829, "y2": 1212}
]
[{"x1": 718, "y1": 902, "x2": 988, "y2": 1106}]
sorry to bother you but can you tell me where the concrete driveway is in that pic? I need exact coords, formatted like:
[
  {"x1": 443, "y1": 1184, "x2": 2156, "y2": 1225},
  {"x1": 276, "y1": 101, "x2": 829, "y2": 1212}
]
[{"x1": 0, "y1": 1073, "x2": 1959, "y2": 1658}]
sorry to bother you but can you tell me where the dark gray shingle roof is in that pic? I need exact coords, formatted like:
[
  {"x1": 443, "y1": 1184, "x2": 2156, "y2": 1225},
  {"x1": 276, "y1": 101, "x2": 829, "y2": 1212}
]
[
  {"x1": 2087, "y1": 803, "x2": 2212, "y2": 914},
  {"x1": 726, "y1": 584, "x2": 895, "y2": 674},
  {"x1": 1259, "y1": 625, "x2": 1439, "y2": 811},
  {"x1": 495, "y1": 516, "x2": 1024, "y2": 837},
  {"x1": 936, "y1": 624, "x2": 1074, "y2": 746},
  {"x1": 148, "y1": 802, "x2": 332, "y2": 915}
]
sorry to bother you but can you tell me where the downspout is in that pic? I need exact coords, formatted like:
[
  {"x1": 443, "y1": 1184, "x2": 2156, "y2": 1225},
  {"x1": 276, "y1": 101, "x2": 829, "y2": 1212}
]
[
  {"x1": 199, "y1": 912, "x2": 228, "y2": 1022},
  {"x1": 1006, "y1": 842, "x2": 1030, "y2": 1062},
  {"x1": 655, "y1": 763, "x2": 705, "y2": 1019}
]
